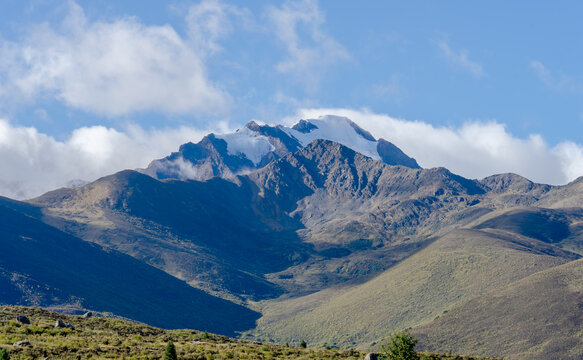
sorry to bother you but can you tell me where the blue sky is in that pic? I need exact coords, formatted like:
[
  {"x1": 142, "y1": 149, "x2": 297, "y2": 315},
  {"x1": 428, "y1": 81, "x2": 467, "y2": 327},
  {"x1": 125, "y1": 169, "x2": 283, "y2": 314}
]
[{"x1": 0, "y1": 0, "x2": 582, "y2": 198}]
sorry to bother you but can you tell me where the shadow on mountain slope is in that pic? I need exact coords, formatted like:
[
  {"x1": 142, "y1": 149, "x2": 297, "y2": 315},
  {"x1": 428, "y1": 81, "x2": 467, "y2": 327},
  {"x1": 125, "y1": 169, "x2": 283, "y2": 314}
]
[{"x1": 0, "y1": 199, "x2": 260, "y2": 336}]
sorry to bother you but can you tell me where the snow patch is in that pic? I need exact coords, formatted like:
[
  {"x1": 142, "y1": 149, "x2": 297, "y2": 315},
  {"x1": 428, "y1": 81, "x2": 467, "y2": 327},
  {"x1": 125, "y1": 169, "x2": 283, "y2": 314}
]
[{"x1": 216, "y1": 127, "x2": 275, "y2": 165}]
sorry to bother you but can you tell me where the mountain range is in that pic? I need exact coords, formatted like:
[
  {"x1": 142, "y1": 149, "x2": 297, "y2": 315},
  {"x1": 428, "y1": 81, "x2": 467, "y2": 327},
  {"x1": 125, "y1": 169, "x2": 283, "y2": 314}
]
[{"x1": 2, "y1": 115, "x2": 583, "y2": 359}]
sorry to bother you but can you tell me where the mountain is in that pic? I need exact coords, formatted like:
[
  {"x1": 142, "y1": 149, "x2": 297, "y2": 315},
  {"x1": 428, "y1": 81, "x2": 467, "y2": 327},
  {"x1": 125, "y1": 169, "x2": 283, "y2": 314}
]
[
  {"x1": 142, "y1": 115, "x2": 419, "y2": 181},
  {"x1": 285, "y1": 116, "x2": 419, "y2": 168},
  {"x1": 29, "y1": 136, "x2": 579, "y2": 302},
  {"x1": 30, "y1": 139, "x2": 487, "y2": 301},
  {"x1": 4, "y1": 115, "x2": 583, "y2": 358},
  {"x1": 0, "y1": 197, "x2": 259, "y2": 335}
]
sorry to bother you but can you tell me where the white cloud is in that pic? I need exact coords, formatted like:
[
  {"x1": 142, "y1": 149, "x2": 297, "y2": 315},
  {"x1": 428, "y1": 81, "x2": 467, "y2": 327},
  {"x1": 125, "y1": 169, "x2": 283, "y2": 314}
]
[
  {"x1": 3, "y1": 107, "x2": 582, "y2": 200},
  {"x1": 0, "y1": 1, "x2": 230, "y2": 116},
  {"x1": 530, "y1": 61, "x2": 577, "y2": 92},
  {"x1": 437, "y1": 40, "x2": 484, "y2": 78},
  {"x1": 286, "y1": 108, "x2": 583, "y2": 185},
  {"x1": 186, "y1": 0, "x2": 253, "y2": 57},
  {"x1": 265, "y1": 0, "x2": 350, "y2": 88},
  {"x1": 0, "y1": 118, "x2": 230, "y2": 200}
]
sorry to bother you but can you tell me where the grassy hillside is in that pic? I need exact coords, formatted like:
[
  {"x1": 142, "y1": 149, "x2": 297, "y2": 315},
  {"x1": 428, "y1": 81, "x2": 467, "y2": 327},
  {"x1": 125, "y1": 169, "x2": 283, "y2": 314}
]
[
  {"x1": 0, "y1": 200, "x2": 259, "y2": 336},
  {"x1": 250, "y1": 228, "x2": 577, "y2": 349},
  {"x1": 473, "y1": 207, "x2": 572, "y2": 243},
  {"x1": 466, "y1": 206, "x2": 583, "y2": 256},
  {"x1": 414, "y1": 258, "x2": 583, "y2": 360},
  {"x1": 0, "y1": 306, "x2": 496, "y2": 360}
]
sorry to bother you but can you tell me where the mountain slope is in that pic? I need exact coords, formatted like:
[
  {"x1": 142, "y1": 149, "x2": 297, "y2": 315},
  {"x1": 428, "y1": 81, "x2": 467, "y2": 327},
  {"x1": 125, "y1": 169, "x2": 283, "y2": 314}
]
[
  {"x1": 30, "y1": 169, "x2": 307, "y2": 301},
  {"x1": 536, "y1": 176, "x2": 583, "y2": 209},
  {"x1": 473, "y1": 207, "x2": 576, "y2": 244},
  {"x1": 479, "y1": 173, "x2": 551, "y2": 207},
  {"x1": 0, "y1": 198, "x2": 259, "y2": 335},
  {"x1": 414, "y1": 258, "x2": 583, "y2": 359},
  {"x1": 249, "y1": 228, "x2": 579, "y2": 348}
]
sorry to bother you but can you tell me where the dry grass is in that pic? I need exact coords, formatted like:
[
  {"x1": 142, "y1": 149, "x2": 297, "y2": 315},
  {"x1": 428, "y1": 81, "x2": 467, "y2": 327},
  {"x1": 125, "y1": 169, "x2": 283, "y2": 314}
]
[
  {"x1": 414, "y1": 258, "x2": 583, "y2": 360},
  {"x1": 0, "y1": 306, "x2": 500, "y2": 360},
  {"x1": 250, "y1": 228, "x2": 573, "y2": 349},
  {"x1": 0, "y1": 306, "x2": 363, "y2": 360}
]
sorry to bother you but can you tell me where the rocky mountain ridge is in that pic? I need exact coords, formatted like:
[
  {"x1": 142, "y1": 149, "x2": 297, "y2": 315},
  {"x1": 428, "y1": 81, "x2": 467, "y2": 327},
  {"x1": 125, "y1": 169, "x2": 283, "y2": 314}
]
[{"x1": 141, "y1": 115, "x2": 419, "y2": 181}]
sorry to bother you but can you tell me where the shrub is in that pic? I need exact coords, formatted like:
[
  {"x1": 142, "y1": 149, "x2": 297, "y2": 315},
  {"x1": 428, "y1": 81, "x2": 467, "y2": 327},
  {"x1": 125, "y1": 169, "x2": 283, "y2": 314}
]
[
  {"x1": 380, "y1": 330, "x2": 419, "y2": 360},
  {"x1": 0, "y1": 348, "x2": 9, "y2": 360},
  {"x1": 164, "y1": 341, "x2": 178, "y2": 360},
  {"x1": 420, "y1": 355, "x2": 440, "y2": 360},
  {"x1": 300, "y1": 340, "x2": 307, "y2": 348}
]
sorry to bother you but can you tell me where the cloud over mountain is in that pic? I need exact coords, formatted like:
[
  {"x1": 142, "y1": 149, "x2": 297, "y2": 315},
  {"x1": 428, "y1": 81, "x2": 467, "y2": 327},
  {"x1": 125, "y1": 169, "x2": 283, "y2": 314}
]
[
  {"x1": 0, "y1": 118, "x2": 215, "y2": 199},
  {"x1": 2, "y1": 108, "x2": 583, "y2": 200},
  {"x1": 288, "y1": 108, "x2": 583, "y2": 185}
]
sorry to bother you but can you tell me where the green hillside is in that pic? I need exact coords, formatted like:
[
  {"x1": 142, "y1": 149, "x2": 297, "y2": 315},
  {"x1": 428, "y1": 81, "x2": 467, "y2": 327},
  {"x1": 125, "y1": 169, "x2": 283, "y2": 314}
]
[
  {"x1": 414, "y1": 258, "x2": 583, "y2": 359},
  {"x1": 250, "y1": 228, "x2": 577, "y2": 348}
]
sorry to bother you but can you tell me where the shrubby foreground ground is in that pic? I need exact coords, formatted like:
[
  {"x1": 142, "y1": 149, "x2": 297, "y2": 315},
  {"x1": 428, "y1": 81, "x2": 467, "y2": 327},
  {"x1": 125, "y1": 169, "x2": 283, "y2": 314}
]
[{"x1": 0, "y1": 306, "x2": 498, "y2": 360}]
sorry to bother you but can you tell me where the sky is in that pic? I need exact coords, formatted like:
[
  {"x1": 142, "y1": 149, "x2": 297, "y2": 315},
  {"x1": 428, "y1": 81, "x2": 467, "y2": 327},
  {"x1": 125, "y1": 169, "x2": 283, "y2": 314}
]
[{"x1": 0, "y1": 0, "x2": 582, "y2": 199}]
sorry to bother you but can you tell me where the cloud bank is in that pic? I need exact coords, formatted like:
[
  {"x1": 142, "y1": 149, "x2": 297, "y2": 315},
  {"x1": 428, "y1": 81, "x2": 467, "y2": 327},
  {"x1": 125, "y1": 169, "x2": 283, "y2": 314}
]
[
  {"x1": 0, "y1": 119, "x2": 219, "y2": 199},
  {"x1": 0, "y1": 2, "x2": 230, "y2": 116},
  {"x1": 287, "y1": 108, "x2": 583, "y2": 186},
  {"x1": 2, "y1": 108, "x2": 582, "y2": 200}
]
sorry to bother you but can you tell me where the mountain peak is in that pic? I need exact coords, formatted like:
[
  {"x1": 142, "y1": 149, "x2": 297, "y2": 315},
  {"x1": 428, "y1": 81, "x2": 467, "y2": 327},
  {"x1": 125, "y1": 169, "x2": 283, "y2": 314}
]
[
  {"x1": 286, "y1": 116, "x2": 419, "y2": 169},
  {"x1": 142, "y1": 115, "x2": 420, "y2": 181},
  {"x1": 291, "y1": 119, "x2": 318, "y2": 133},
  {"x1": 243, "y1": 120, "x2": 263, "y2": 131}
]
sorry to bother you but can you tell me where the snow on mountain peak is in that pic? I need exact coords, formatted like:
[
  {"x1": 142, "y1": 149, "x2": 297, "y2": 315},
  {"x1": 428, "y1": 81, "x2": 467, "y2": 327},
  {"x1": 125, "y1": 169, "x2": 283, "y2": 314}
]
[
  {"x1": 219, "y1": 115, "x2": 400, "y2": 165},
  {"x1": 216, "y1": 126, "x2": 275, "y2": 165},
  {"x1": 143, "y1": 114, "x2": 419, "y2": 181},
  {"x1": 284, "y1": 115, "x2": 381, "y2": 160}
]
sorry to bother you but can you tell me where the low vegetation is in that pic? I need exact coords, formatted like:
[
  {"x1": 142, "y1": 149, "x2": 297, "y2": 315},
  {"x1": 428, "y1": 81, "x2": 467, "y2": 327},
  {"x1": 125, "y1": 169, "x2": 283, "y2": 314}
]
[
  {"x1": 380, "y1": 330, "x2": 419, "y2": 360},
  {"x1": 414, "y1": 258, "x2": 583, "y2": 359},
  {"x1": 0, "y1": 306, "x2": 363, "y2": 359},
  {"x1": 0, "y1": 306, "x2": 497, "y2": 360}
]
